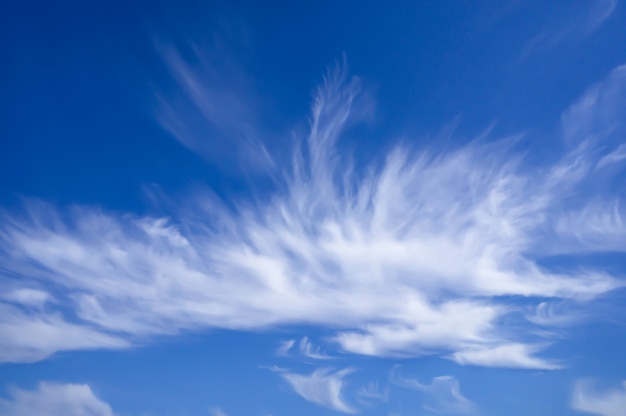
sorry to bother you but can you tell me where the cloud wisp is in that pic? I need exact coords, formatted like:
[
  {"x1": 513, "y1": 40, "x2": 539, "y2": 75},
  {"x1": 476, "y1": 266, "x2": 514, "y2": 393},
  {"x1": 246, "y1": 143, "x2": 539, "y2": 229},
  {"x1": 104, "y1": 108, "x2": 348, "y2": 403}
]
[
  {"x1": 572, "y1": 380, "x2": 626, "y2": 416},
  {"x1": 0, "y1": 62, "x2": 625, "y2": 368},
  {"x1": 278, "y1": 367, "x2": 355, "y2": 413},
  {"x1": 392, "y1": 368, "x2": 476, "y2": 415},
  {"x1": 276, "y1": 337, "x2": 334, "y2": 360},
  {"x1": 0, "y1": 382, "x2": 115, "y2": 416},
  {"x1": 152, "y1": 20, "x2": 274, "y2": 173},
  {"x1": 520, "y1": 0, "x2": 617, "y2": 59},
  {"x1": 356, "y1": 381, "x2": 389, "y2": 404}
]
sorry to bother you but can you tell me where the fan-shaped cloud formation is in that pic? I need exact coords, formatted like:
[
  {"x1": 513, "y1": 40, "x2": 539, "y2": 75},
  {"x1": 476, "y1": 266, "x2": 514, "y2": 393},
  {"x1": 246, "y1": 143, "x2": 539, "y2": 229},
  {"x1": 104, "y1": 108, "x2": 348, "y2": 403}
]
[
  {"x1": 356, "y1": 381, "x2": 389, "y2": 403},
  {"x1": 0, "y1": 63, "x2": 625, "y2": 369},
  {"x1": 278, "y1": 367, "x2": 355, "y2": 413}
]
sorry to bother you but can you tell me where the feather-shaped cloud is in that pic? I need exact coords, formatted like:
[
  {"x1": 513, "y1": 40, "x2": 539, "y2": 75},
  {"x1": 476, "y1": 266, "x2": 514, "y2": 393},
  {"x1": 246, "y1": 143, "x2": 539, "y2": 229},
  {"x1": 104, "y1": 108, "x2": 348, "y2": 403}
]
[{"x1": 1, "y1": 62, "x2": 625, "y2": 370}]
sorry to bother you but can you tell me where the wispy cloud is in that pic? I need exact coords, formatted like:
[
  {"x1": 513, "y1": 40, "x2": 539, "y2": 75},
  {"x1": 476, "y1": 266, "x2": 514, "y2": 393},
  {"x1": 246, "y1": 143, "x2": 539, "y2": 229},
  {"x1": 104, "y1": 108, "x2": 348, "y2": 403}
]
[
  {"x1": 561, "y1": 65, "x2": 626, "y2": 146},
  {"x1": 582, "y1": 0, "x2": 618, "y2": 33},
  {"x1": 520, "y1": 0, "x2": 618, "y2": 59},
  {"x1": 0, "y1": 382, "x2": 115, "y2": 416},
  {"x1": 276, "y1": 339, "x2": 296, "y2": 356},
  {"x1": 0, "y1": 62, "x2": 625, "y2": 368},
  {"x1": 356, "y1": 381, "x2": 389, "y2": 403},
  {"x1": 392, "y1": 368, "x2": 476, "y2": 415},
  {"x1": 299, "y1": 337, "x2": 334, "y2": 360},
  {"x1": 449, "y1": 343, "x2": 561, "y2": 369},
  {"x1": 279, "y1": 367, "x2": 355, "y2": 413},
  {"x1": 0, "y1": 303, "x2": 128, "y2": 363},
  {"x1": 520, "y1": 0, "x2": 617, "y2": 59},
  {"x1": 572, "y1": 380, "x2": 626, "y2": 416},
  {"x1": 276, "y1": 337, "x2": 334, "y2": 360},
  {"x1": 1, "y1": 288, "x2": 51, "y2": 309},
  {"x1": 597, "y1": 144, "x2": 626, "y2": 168},
  {"x1": 152, "y1": 21, "x2": 274, "y2": 173},
  {"x1": 524, "y1": 301, "x2": 586, "y2": 328}
]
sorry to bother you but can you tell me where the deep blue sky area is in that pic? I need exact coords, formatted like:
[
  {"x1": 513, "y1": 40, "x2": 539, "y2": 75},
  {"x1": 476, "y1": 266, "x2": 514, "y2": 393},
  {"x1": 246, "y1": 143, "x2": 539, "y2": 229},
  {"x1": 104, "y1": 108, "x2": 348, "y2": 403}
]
[{"x1": 1, "y1": 1, "x2": 626, "y2": 415}]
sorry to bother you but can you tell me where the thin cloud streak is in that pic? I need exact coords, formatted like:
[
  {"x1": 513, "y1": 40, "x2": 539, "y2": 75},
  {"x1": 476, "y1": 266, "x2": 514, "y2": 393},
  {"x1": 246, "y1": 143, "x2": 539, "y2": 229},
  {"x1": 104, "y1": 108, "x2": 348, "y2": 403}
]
[
  {"x1": 0, "y1": 62, "x2": 625, "y2": 368},
  {"x1": 519, "y1": 0, "x2": 617, "y2": 59},
  {"x1": 276, "y1": 339, "x2": 296, "y2": 356},
  {"x1": 153, "y1": 24, "x2": 275, "y2": 173},
  {"x1": 449, "y1": 343, "x2": 562, "y2": 370}
]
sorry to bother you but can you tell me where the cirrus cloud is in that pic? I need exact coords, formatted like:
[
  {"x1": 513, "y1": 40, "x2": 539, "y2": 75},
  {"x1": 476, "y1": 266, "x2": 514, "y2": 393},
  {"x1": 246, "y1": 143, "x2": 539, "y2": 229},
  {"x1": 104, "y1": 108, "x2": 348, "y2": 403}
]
[
  {"x1": 572, "y1": 380, "x2": 626, "y2": 416},
  {"x1": 0, "y1": 62, "x2": 625, "y2": 369},
  {"x1": 0, "y1": 382, "x2": 115, "y2": 416}
]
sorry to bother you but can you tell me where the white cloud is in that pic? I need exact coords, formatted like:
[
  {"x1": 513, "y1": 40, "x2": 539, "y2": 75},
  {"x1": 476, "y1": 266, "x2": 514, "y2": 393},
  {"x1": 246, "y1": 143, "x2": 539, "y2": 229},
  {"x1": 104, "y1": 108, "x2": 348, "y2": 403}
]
[
  {"x1": 553, "y1": 200, "x2": 626, "y2": 254},
  {"x1": 280, "y1": 368, "x2": 355, "y2": 413},
  {"x1": 0, "y1": 63, "x2": 624, "y2": 368},
  {"x1": 299, "y1": 337, "x2": 334, "y2": 360},
  {"x1": 450, "y1": 343, "x2": 561, "y2": 370},
  {"x1": 0, "y1": 382, "x2": 115, "y2": 416},
  {"x1": 277, "y1": 337, "x2": 333, "y2": 359},
  {"x1": 1, "y1": 288, "x2": 51, "y2": 308},
  {"x1": 0, "y1": 303, "x2": 128, "y2": 363},
  {"x1": 572, "y1": 380, "x2": 626, "y2": 416},
  {"x1": 392, "y1": 369, "x2": 476, "y2": 415}
]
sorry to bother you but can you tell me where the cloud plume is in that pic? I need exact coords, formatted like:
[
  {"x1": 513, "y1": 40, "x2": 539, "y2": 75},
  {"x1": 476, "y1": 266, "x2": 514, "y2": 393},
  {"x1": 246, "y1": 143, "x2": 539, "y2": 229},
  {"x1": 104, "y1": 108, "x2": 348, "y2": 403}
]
[{"x1": 0, "y1": 62, "x2": 625, "y2": 368}]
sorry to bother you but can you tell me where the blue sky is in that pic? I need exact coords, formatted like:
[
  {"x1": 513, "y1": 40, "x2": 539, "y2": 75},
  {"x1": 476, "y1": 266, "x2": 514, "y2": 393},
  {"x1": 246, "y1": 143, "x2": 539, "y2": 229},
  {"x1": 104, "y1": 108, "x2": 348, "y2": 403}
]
[{"x1": 1, "y1": 0, "x2": 626, "y2": 415}]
